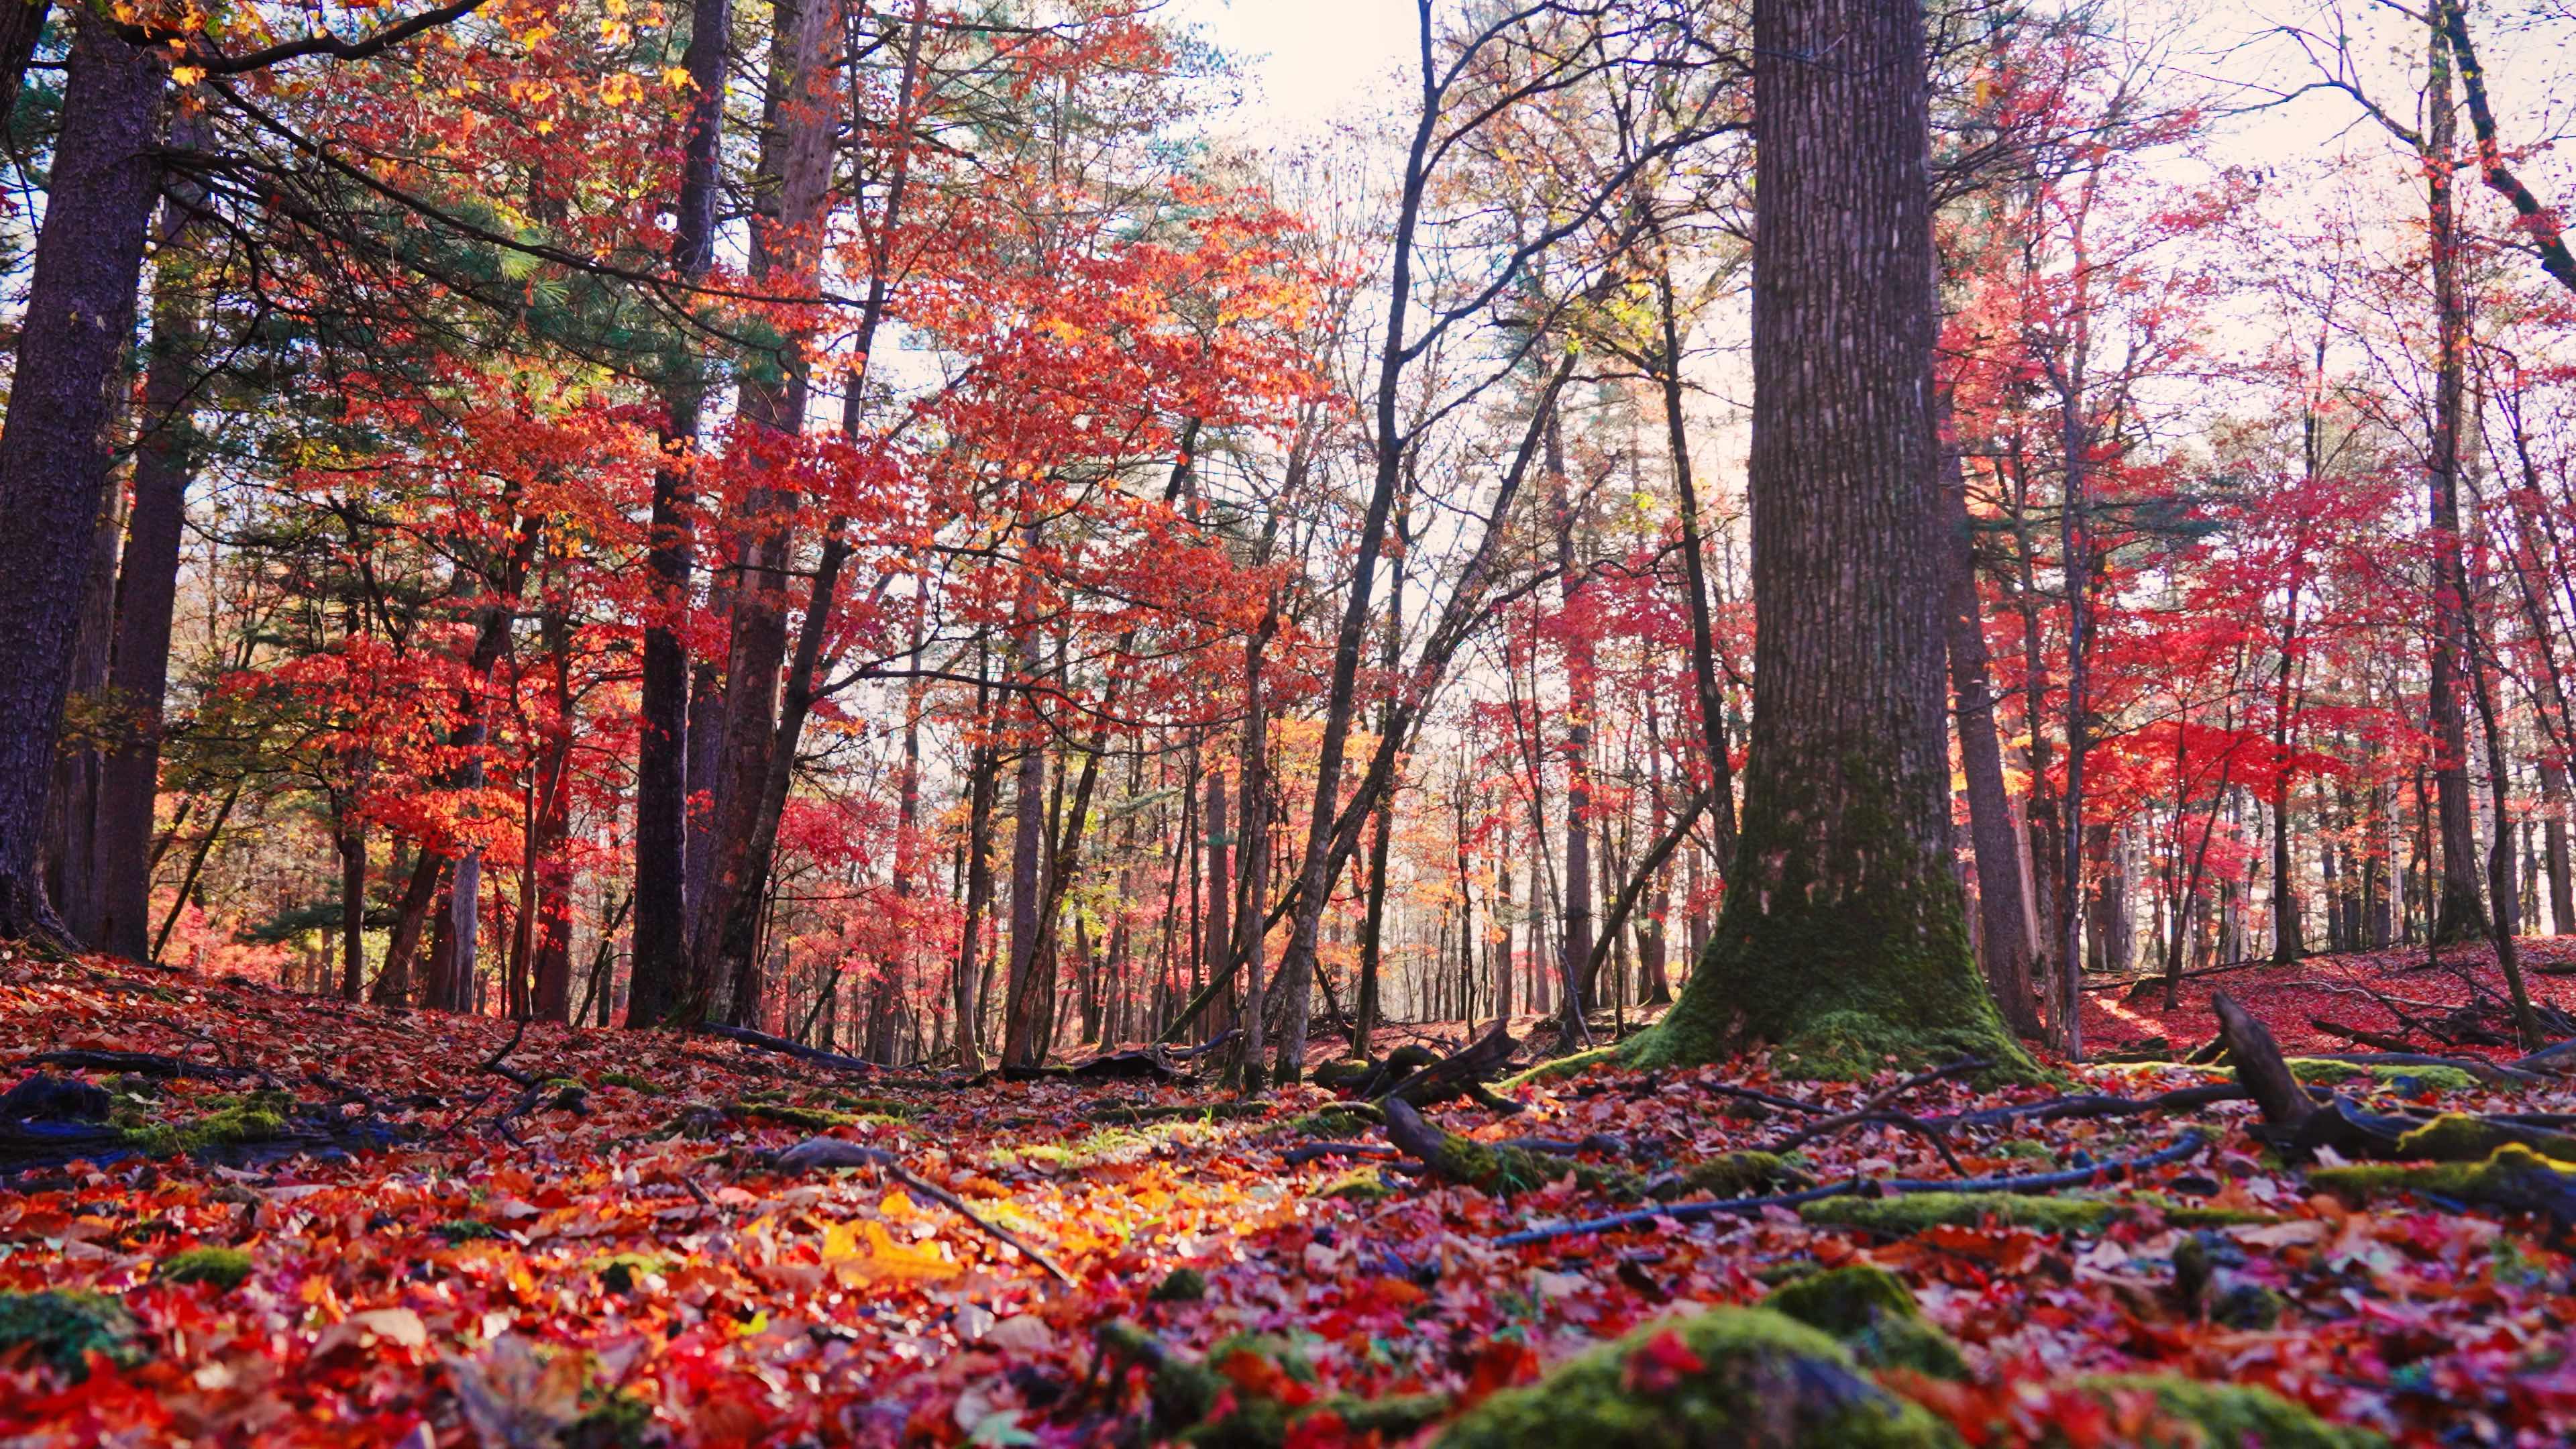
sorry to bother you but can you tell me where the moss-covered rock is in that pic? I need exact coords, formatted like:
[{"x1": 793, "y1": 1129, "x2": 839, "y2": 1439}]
[
  {"x1": 1433, "y1": 1307, "x2": 1960, "y2": 1448},
  {"x1": 0, "y1": 1291, "x2": 146, "y2": 1378},
  {"x1": 155, "y1": 1246, "x2": 253, "y2": 1292},
  {"x1": 1656, "y1": 1150, "x2": 1807, "y2": 1200},
  {"x1": 1148, "y1": 1267, "x2": 1206, "y2": 1303},
  {"x1": 2053, "y1": 1375, "x2": 2384, "y2": 1448},
  {"x1": 1764, "y1": 1264, "x2": 1968, "y2": 1381},
  {"x1": 2310, "y1": 1142, "x2": 2576, "y2": 1218},
  {"x1": 1764, "y1": 1265, "x2": 1917, "y2": 1338},
  {"x1": 595, "y1": 1071, "x2": 662, "y2": 1095},
  {"x1": 1099, "y1": 1324, "x2": 1439, "y2": 1449}
]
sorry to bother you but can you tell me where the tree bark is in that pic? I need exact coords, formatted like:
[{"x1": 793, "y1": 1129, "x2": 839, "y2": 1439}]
[
  {"x1": 694, "y1": 0, "x2": 837, "y2": 1022},
  {"x1": 0, "y1": 14, "x2": 165, "y2": 941},
  {"x1": 627, "y1": 0, "x2": 731, "y2": 1026},
  {"x1": 1939, "y1": 400, "x2": 2039, "y2": 1036},
  {"x1": 2426, "y1": 15, "x2": 2489, "y2": 944},
  {"x1": 92, "y1": 125, "x2": 209, "y2": 961},
  {"x1": 1631, "y1": 0, "x2": 2023, "y2": 1075}
]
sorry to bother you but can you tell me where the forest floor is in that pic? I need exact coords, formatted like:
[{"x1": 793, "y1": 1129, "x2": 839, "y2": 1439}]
[{"x1": 4, "y1": 948, "x2": 2576, "y2": 1445}]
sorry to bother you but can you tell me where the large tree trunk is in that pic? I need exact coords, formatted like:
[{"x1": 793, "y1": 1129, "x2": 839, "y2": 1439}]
[
  {"x1": 0, "y1": 16, "x2": 166, "y2": 940},
  {"x1": 1202, "y1": 767, "x2": 1234, "y2": 1041},
  {"x1": 627, "y1": 0, "x2": 731, "y2": 1026},
  {"x1": 1629, "y1": 0, "x2": 2025, "y2": 1076},
  {"x1": 2426, "y1": 16, "x2": 2488, "y2": 945}
]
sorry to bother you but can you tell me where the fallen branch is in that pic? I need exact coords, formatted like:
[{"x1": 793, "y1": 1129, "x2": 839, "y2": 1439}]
[
  {"x1": 1495, "y1": 1130, "x2": 2213, "y2": 1247},
  {"x1": 770, "y1": 1137, "x2": 1073, "y2": 1285},
  {"x1": 1932, "y1": 1082, "x2": 2246, "y2": 1130},
  {"x1": 2309, "y1": 1017, "x2": 2420, "y2": 1055},
  {"x1": 1760, "y1": 1059, "x2": 1985, "y2": 1169},
  {"x1": 477, "y1": 1018, "x2": 537, "y2": 1088},
  {"x1": 1283, "y1": 1142, "x2": 1397, "y2": 1167},
  {"x1": 698, "y1": 1022, "x2": 879, "y2": 1077},
  {"x1": 1375, "y1": 1020, "x2": 1522, "y2": 1112},
  {"x1": 2299, "y1": 1051, "x2": 2542, "y2": 1087},
  {"x1": 21, "y1": 1049, "x2": 252, "y2": 1081}
]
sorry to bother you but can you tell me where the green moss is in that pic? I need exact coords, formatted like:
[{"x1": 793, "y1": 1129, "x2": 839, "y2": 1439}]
[
  {"x1": 593, "y1": 1253, "x2": 667, "y2": 1295},
  {"x1": 121, "y1": 1089, "x2": 294, "y2": 1157},
  {"x1": 1287, "y1": 1103, "x2": 1384, "y2": 1136},
  {"x1": 1311, "y1": 1059, "x2": 1375, "y2": 1093},
  {"x1": 563, "y1": 1391, "x2": 658, "y2": 1449},
  {"x1": 1801, "y1": 1191, "x2": 2116, "y2": 1234},
  {"x1": 1619, "y1": 748, "x2": 2038, "y2": 1085},
  {"x1": 1765, "y1": 1265, "x2": 1917, "y2": 1337},
  {"x1": 2396, "y1": 1113, "x2": 2576, "y2": 1163},
  {"x1": 0, "y1": 1291, "x2": 146, "y2": 1379},
  {"x1": 596, "y1": 1071, "x2": 661, "y2": 1095},
  {"x1": 433, "y1": 1219, "x2": 504, "y2": 1244},
  {"x1": 2056, "y1": 1375, "x2": 2384, "y2": 1448},
  {"x1": 1313, "y1": 1167, "x2": 1394, "y2": 1203},
  {"x1": 2284, "y1": 1059, "x2": 2480, "y2": 1093},
  {"x1": 1499, "y1": 1045, "x2": 1621, "y2": 1091},
  {"x1": 2310, "y1": 1142, "x2": 2576, "y2": 1216},
  {"x1": 2207, "y1": 1281, "x2": 2284, "y2": 1330},
  {"x1": 155, "y1": 1246, "x2": 252, "y2": 1291},
  {"x1": 1658, "y1": 1150, "x2": 1805, "y2": 1199},
  {"x1": 1433, "y1": 1307, "x2": 1960, "y2": 1448},
  {"x1": 1992, "y1": 1140, "x2": 2055, "y2": 1163},
  {"x1": 1761, "y1": 1263, "x2": 1970, "y2": 1380},
  {"x1": 730, "y1": 1099, "x2": 856, "y2": 1131},
  {"x1": 1149, "y1": 1268, "x2": 1206, "y2": 1303},
  {"x1": 1420, "y1": 1128, "x2": 1639, "y2": 1198}
]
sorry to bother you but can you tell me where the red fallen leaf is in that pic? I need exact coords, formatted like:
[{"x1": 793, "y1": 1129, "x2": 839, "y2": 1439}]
[
  {"x1": 1621, "y1": 1328, "x2": 1706, "y2": 1394},
  {"x1": 1919, "y1": 1223, "x2": 2044, "y2": 1273},
  {"x1": 1216, "y1": 1347, "x2": 1316, "y2": 1407},
  {"x1": 1458, "y1": 1339, "x2": 1542, "y2": 1405}
]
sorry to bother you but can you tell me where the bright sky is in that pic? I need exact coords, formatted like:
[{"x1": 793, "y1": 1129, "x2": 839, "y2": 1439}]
[{"x1": 1168, "y1": 0, "x2": 1418, "y2": 137}]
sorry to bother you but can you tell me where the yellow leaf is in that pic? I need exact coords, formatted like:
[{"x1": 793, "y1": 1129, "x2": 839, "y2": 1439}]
[{"x1": 822, "y1": 1218, "x2": 957, "y2": 1285}]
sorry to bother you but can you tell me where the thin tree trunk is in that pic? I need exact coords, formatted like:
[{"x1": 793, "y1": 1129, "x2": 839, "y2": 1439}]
[{"x1": 627, "y1": 0, "x2": 731, "y2": 1026}]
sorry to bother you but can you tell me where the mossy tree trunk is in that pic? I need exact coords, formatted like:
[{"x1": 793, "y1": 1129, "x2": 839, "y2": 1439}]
[{"x1": 1625, "y1": 0, "x2": 2027, "y2": 1077}]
